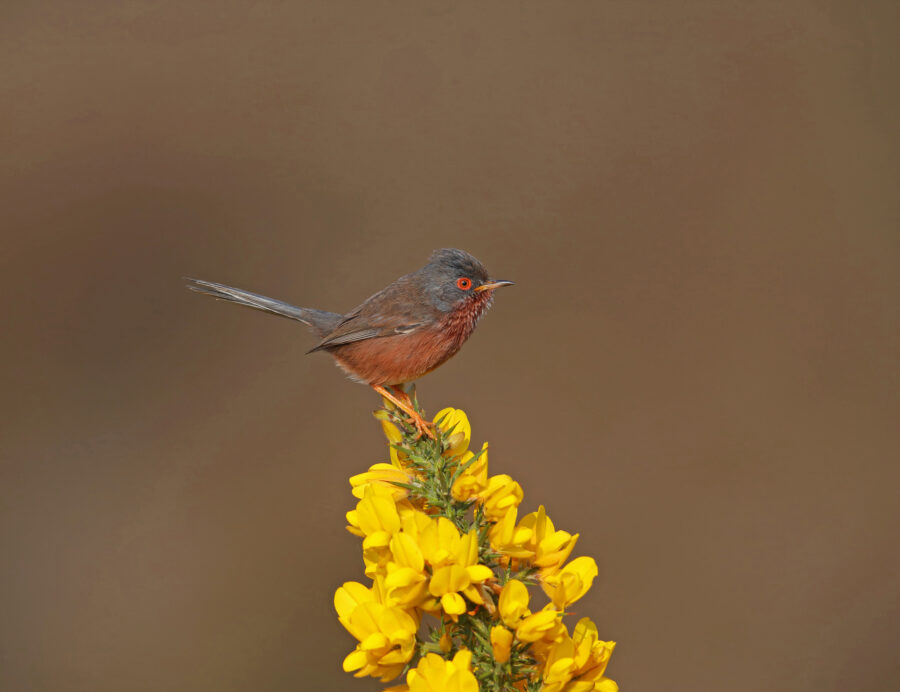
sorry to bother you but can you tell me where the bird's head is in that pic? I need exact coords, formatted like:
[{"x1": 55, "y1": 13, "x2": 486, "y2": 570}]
[{"x1": 419, "y1": 248, "x2": 514, "y2": 314}]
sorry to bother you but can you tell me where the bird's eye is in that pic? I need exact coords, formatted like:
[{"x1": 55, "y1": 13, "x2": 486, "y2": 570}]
[{"x1": 456, "y1": 277, "x2": 473, "y2": 291}]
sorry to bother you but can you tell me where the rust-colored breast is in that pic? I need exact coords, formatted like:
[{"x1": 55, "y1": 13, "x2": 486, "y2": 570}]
[
  {"x1": 329, "y1": 326, "x2": 454, "y2": 385},
  {"x1": 330, "y1": 292, "x2": 494, "y2": 385}
]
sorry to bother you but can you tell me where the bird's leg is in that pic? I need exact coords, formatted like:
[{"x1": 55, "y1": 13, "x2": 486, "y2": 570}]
[
  {"x1": 389, "y1": 385, "x2": 430, "y2": 435},
  {"x1": 388, "y1": 383, "x2": 412, "y2": 408},
  {"x1": 372, "y1": 384, "x2": 435, "y2": 439},
  {"x1": 385, "y1": 384, "x2": 434, "y2": 440},
  {"x1": 388, "y1": 384, "x2": 422, "y2": 412}
]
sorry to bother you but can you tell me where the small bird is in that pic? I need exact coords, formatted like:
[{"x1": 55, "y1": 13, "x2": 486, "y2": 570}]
[{"x1": 186, "y1": 248, "x2": 513, "y2": 436}]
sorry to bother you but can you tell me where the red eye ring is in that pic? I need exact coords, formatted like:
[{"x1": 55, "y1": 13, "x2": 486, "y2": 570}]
[{"x1": 456, "y1": 277, "x2": 473, "y2": 291}]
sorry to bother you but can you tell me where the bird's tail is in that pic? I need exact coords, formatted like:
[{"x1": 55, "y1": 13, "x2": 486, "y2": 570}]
[{"x1": 185, "y1": 278, "x2": 343, "y2": 337}]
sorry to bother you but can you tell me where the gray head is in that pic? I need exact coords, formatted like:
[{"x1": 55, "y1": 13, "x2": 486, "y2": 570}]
[{"x1": 419, "y1": 248, "x2": 513, "y2": 312}]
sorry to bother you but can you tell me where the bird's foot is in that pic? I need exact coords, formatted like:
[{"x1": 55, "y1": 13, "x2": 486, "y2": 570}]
[
  {"x1": 406, "y1": 410, "x2": 436, "y2": 441},
  {"x1": 390, "y1": 386, "x2": 435, "y2": 440},
  {"x1": 373, "y1": 385, "x2": 436, "y2": 440}
]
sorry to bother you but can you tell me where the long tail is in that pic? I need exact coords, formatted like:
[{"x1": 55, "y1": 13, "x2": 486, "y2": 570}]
[{"x1": 185, "y1": 278, "x2": 343, "y2": 337}]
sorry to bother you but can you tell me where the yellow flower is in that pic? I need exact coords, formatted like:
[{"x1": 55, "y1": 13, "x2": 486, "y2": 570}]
[
  {"x1": 334, "y1": 581, "x2": 376, "y2": 632},
  {"x1": 434, "y1": 407, "x2": 471, "y2": 457},
  {"x1": 346, "y1": 485, "x2": 404, "y2": 577},
  {"x1": 350, "y1": 462, "x2": 412, "y2": 501},
  {"x1": 397, "y1": 502, "x2": 433, "y2": 537},
  {"x1": 570, "y1": 618, "x2": 616, "y2": 685},
  {"x1": 539, "y1": 636, "x2": 578, "y2": 692},
  {"x1": 539, "y1": 618, "x2": 617, "y2": 692},
  {"x1": 489, "y1": 506, "x2": 535, "y2": 559},
  {"x1": 451, "y1": 442, "x2": 489, "y2": 501},
  {"x1": 346, "y1": 484, "x2": 401, "y2": 538},
  {"x1": 498, "y1": 579, "x2": 530, "y2": 628},
  {"x1": 420, "y1": 518, "x2": 494, "y2": 619},
  {"x1": 491, "y1": 625, "x2": 513, "y2": 663},
  {"x1": 375, "y1": 409, "x2": 409, "y2": 467},
  {"x1": 498, "y1": 580, "x2": 566, "y2": 646},
  {"x1": 541, "y1": 556, "x2": 598, "y2": 610},
  {"x1": 519, "y1": 505, "x2": 579, "y2": 574},
  {"x1": 383, "y1": 533, "x2": 429, "y2": 608},
  {"x1": 516, "y1": 603, "x2": 565, "y2": 643},
  {"x1": 428, "y1": 564, "x2": 474, "y2": 617},
  {"x1": 389, "y1": 531, "x2": 425, "y2": 571},
  {"x1": 334, "y1": 582, "x2": 418, "y2": 682},
  {"x1": 418, "y1": 516, "x2": 464, "y2": 567},
  {"x1": 479, "y1": 474, "x2": 524, "y2": 521},
  {"x1": 386, "y1": 650, "x2": 479, "y2": 692},
  {"x1": 342, "y1": 401, "x2": 617, "y2": 690}
]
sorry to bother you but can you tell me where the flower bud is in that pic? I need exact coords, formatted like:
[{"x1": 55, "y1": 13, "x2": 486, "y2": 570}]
[{"x1": 491, "y1": 625, "x2": 513, "y2": 663}]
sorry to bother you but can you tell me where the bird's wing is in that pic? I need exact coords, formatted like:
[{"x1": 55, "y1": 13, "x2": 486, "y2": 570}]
[
  {"x1": 307, "y1": 276, "x2": 435, "y2": 352},
  {"x1": 308, "y1": 321, "x2": 425, "y2": 351}
]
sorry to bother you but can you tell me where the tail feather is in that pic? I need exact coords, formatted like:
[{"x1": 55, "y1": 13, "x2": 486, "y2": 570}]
[{"x1": 185, "y1": 278, "x2": 343, "y2": 337}]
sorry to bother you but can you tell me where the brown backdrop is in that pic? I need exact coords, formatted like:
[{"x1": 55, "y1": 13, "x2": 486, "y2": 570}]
[{"x1": 2, "y1": 2, "x2": 898, "y2": 690}]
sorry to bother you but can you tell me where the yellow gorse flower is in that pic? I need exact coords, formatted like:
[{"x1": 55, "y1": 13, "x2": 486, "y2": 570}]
[
  {"x1": 335, "y1": 404, "x2": 618, "y2": 689},
  {"x1": 489, "y1": 506, "x2": 535, "y2": 559},
  {"x1": 384, "y1": 533, "x2": 429, "y2": 609},
  {"x1": 350, "y1": 462, "x2": 412, "y2": 501},
  {"x1": 335, "y1": 580, "x2": 419, "y2": 681},
  {"x1": 479, "y1": 473, "x2": 524, "y2": 521},
  {"x1": 499, "y1": 582, "x2": 567, "y2": 663},
  {"x1": 490, "y1": 625, "x2": 513, "y2": 664},
  {"x1": 346, "y1": 484, "x2": 400, "y2": 539},
  {"x1": 540, "y1": 618, "x2": 618, "y2": 692},
  {"x1": 451, "y1": 442, "x2": 489, "y2": 501},
  {"x1": 385, "y1": 650, "x2": 479, "y2": 692},
  {"x1": 498, "y1": 579, "x2": 530, "y2": 628},
  {"x1": 516, "y1": 604, "x2": 566, "y2": 644},
  {"x1": 434, "y1": 407, "x2": 471, "y2": 458},
  {"x1": 422, "y1": 520, "x2": 494, "y2": 619},
  {"x1": 520, "y1": 504, "x2": 580, "y2": 573},
  {"x1": 542, "y1": 556, "x2": 599, "y2": 610}
]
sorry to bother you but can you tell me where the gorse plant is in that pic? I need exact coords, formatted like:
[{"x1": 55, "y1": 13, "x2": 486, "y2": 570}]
[{"x1": 335, "y1": 396, "x2": 618, "y2": 692}]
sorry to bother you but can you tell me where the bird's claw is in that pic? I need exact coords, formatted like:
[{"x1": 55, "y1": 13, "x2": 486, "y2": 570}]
[
  {"x1": 373, "y1": 384, "x2": 436, "y2": 440},
  {"x1": 401, "y1": 410, "x2": 436, "y2": 440}
]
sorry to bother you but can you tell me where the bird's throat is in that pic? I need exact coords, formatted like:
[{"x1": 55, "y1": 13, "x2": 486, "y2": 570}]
[{"x1": 440, "y1": 291, "x2": 495, "y2": 349}]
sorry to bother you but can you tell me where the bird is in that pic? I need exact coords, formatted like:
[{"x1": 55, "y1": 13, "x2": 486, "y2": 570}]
[{"x1": 186, "y1": 248, "x2": 513, "y2": 437}]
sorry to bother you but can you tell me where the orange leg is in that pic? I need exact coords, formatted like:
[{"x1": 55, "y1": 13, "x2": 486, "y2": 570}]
[
  {"x1": 372, "y1": 384, "x2": 435, "y2": 439},
  {"x1": 388, "y1": 384, "x2": 412, "y2": 408},
  {"x1": 389, "y1": 384, "x2": 425, "y2": 415}
]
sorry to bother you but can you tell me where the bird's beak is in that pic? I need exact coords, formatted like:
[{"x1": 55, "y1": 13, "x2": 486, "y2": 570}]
[{"x1": 475, "y1": 279, "x2": 515, "y2": 292}]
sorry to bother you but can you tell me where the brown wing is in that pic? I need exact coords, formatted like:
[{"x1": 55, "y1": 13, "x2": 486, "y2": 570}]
[{"x1": 307, "y1": 274, "x2": 438, "y2": 352}]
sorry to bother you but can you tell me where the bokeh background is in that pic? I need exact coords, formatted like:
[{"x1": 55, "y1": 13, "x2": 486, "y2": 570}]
[{"x1": 2, "y1": 2, "x2": 898, "y2": 690}]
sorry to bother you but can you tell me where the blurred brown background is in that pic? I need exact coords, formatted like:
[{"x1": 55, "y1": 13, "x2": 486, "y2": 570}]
[{"x1": 2, "y1": 1, "x2": 898, "y2": 690}]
